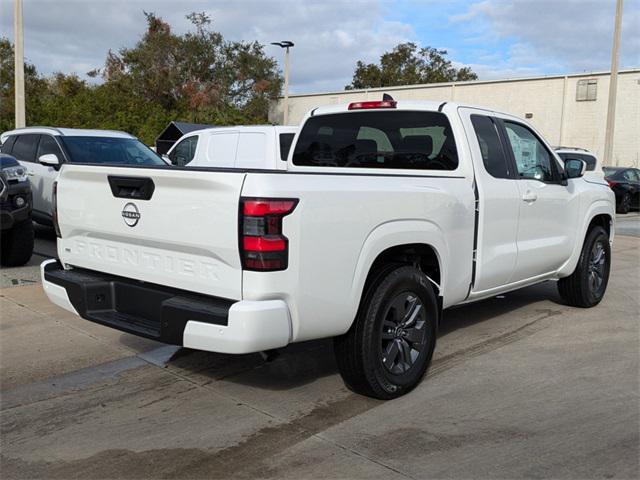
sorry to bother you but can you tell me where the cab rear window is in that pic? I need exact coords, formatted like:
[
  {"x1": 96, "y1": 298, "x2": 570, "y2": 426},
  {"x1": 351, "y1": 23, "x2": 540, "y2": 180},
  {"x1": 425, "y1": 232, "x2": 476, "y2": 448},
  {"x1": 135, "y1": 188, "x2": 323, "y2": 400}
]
[{"x1": 292, "y1": 111, "x2": 458, "y2": 170}]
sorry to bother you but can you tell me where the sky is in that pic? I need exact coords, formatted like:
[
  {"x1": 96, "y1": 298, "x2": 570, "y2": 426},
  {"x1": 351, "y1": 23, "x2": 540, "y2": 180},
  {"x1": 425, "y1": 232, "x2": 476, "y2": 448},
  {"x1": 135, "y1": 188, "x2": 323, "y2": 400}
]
[{"x1": 1, "y1": 0, "x2": 639, "y2": 94}]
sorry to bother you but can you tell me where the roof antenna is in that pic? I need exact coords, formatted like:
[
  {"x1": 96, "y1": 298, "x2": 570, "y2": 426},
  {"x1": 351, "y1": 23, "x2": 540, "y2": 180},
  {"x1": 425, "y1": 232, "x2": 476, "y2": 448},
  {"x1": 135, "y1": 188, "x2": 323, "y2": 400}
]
[{"x1": 383, "y1": 93, "x2": 394, "y2": 101}]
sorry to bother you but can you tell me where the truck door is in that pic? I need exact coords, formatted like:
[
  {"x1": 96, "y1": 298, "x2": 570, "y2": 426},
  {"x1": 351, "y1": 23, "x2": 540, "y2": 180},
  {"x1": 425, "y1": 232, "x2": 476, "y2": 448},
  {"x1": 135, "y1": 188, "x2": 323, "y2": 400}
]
[
  {"x1": 459, "y1": 108, "x2": 520, "y2": 292},
  {"x1": 499, "y1": 119, "x2": 578, "y2": 280}
]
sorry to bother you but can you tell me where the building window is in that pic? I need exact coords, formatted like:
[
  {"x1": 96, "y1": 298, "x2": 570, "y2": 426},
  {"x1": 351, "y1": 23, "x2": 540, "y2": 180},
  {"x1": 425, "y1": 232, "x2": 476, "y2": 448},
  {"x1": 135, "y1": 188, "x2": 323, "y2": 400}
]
[{"x1": 576, "y1": 79, "x2": 597, "y2": 101}]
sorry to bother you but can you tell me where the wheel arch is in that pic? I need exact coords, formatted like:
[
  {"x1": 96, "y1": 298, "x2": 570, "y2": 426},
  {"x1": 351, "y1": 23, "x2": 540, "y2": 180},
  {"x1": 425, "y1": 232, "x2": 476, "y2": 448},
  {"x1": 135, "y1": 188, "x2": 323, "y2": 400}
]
[
  {"x1": 557, "y1": 203, "x2": 614, "y2": 278},
  {"x1": 347, "y1": 220, "x2": 448, "y2": 332}
]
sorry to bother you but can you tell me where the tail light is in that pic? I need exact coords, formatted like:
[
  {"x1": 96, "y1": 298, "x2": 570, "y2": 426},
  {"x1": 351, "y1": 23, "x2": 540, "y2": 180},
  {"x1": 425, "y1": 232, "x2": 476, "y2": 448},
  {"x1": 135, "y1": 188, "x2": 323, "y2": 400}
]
[
  {"x1": 240, "y1": 198, "x2": 298, "y2": 271},
  {"x1": 52, "y1": 181, "x2": 61, "y2": 238},
  {"x1": 348, "y1": 100, "x2": 397, "y2": 110},
  {"x1": 607, "y1": 180, "x2": 618, "y2": 188}
]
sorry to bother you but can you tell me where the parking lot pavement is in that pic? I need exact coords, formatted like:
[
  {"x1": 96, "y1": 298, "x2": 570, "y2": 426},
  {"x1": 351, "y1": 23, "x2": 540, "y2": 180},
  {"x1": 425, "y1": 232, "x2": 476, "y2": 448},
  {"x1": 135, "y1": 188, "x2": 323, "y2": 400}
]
[
  {"x1": 616, "y1": 212, "x2": 640, "y2": 238},
  {"x1": 0, "y1": 225, "x2": 57, "y2": 288},
  {"x1": 1, "y1": 236, "x2": 638, "y2": 479}
]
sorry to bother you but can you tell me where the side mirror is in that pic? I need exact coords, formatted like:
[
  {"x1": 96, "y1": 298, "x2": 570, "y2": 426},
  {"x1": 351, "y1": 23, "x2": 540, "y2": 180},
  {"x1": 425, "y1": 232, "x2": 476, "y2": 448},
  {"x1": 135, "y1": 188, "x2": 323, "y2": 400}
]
[
  {"x1": 564, "y1": 158, "x2": 587, "y2": 179},
  {"x1": 39, "y1": 153, "x2": 60, "y2": 168}
]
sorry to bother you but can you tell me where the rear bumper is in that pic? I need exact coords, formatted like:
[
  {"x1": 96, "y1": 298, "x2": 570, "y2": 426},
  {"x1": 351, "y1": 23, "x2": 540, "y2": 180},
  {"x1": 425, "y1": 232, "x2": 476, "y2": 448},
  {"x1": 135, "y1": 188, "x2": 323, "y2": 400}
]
[{"x1": 41, "y1": 259, "x2": 291, "y2": 354}]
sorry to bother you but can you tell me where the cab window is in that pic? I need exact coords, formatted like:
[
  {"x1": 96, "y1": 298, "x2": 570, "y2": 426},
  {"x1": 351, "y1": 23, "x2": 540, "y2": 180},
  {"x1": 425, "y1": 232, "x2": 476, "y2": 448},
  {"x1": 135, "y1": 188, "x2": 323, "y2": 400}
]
[
  {"x1": 503, "y1": 122, "x2": 556, "y2": 182},
  {"x1": 293, "y1": 111, "x2": 458, "y2": 170}
]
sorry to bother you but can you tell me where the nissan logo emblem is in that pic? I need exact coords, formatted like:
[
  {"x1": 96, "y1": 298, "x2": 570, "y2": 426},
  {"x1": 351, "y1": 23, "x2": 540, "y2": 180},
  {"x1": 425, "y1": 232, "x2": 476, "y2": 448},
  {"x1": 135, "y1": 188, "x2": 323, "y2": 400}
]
[{"x1": 121, "y1": 202, "x2": 140, "y2": 227}]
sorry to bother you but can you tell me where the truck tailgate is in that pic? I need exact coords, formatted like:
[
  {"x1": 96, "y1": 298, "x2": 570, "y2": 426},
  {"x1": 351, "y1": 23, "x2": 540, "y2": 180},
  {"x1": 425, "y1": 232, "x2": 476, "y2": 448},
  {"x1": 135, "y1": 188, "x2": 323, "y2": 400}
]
[{"x1": 56, "y1": 165, "x2": 245, "y2": 300}]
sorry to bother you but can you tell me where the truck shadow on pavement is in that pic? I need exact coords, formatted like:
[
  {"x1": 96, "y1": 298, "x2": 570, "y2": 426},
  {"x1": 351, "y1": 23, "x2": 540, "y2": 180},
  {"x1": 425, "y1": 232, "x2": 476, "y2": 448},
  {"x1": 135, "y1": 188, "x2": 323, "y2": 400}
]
[{"x1": 163, "y1": 280, "x2": 565, "y2": 392}]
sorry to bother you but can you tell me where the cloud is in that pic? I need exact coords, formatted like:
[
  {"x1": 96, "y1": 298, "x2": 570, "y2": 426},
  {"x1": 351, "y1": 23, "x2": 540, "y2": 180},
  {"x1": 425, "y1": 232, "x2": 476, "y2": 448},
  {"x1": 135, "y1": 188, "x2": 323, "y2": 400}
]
[
  {"x1": 1, "y1": 0, "x2": 637, "y2": 95},
  {"x1": 0, "y1": 0, "x2": 416, "y2": 93},
  {"x1": 452, "y1": 0, "x2": 640, "y2": 76}
]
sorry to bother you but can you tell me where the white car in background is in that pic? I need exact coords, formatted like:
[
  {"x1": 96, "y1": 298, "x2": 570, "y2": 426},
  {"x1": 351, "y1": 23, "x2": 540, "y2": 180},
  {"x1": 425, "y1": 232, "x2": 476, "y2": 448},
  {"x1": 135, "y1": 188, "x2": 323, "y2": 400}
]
[
  {"x1": 165, "y1": 126, "x2": 298, "y2": 170},
  {"x1": 0, "y1": 127, "x2": 165, "y2": 226}
]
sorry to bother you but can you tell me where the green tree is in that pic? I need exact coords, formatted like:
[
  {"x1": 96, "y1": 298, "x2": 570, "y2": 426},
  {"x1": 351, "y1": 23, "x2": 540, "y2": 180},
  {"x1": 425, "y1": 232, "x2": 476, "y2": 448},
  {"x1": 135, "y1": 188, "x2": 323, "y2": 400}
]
[
  {"x1": 102, "y1": 12, "x2": 282, "y2": 130},
  {"x1": 0, "y1": 12, "x2": 282, "y2": 145},
  {"x1": 346, "y1": 42, "x2": 477, "y2": 90}
]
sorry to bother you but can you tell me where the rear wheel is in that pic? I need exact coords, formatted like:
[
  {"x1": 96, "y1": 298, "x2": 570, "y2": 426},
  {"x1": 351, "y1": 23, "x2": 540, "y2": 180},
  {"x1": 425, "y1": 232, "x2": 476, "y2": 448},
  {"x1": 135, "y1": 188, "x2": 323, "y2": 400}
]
[
  {"x1": 0, "y1": 220, "x2": 34, "y2": 267},
  {"x1": 334, "y1": 265, "x2": 437, "y2": 400},
  {"x1": 617, "y1": 193, "x2": 631, "y2": 214},
  {"x1": 558, "y1": 226, "x2": 610, "y2": 308}
]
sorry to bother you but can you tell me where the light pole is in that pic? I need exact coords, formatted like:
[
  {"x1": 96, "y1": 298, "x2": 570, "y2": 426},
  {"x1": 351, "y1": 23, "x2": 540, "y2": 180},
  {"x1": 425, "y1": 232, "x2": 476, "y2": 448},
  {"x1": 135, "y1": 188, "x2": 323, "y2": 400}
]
[
  {"x1": 14, "y1": 0, "x2": 25, "y2": 128},
  {"x1": 603, "y1": 0, "x2": 624, "y2": 166},
  {"x1": 271, "y1": 41, "x2": 294, "y2": 125}
]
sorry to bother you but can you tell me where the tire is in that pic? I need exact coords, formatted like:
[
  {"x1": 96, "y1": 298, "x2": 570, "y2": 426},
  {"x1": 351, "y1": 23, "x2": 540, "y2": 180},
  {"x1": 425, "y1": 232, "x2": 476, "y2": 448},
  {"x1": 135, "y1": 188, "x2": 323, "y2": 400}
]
[
  {"x1": 334, "y1": 265, "x2": 438, "y2": 400},
  {"x1": 616, "y1": 193, "x2": 631, "y2": 214},
  {"x1": 558, "y1": 226, "x2": 610, "y2": 308},
  {"x1": 0, "y1": 220, "x2": 34, "y2": 267}
]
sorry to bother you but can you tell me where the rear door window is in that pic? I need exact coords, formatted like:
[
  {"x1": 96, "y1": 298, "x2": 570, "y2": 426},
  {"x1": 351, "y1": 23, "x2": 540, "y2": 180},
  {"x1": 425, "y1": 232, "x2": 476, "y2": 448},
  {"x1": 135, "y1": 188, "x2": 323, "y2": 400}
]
[
  {"x1": 292, "y1": 111, "x2": 458, "y2": 170},
  {"x1": 11, "y1": 134, "x2": 40, "y2": 162},
  {"x1": 470, "y1": 115, "x2": 511, "y2": 178}
]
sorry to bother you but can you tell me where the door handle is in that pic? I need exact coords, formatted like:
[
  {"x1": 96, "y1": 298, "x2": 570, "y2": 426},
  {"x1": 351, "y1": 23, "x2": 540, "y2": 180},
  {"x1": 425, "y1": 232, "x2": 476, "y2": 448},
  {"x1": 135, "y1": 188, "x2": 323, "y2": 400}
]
[{"x1": 522, "y1": 191, "x2": 537, "y2": 203}]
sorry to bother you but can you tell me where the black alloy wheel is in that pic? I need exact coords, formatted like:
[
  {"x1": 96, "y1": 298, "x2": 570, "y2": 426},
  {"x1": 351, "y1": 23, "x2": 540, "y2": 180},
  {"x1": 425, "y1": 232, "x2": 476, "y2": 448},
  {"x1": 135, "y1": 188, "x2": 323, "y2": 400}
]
[{"x1": 381, "y1": 292, "x2": 428, "y2": 375}]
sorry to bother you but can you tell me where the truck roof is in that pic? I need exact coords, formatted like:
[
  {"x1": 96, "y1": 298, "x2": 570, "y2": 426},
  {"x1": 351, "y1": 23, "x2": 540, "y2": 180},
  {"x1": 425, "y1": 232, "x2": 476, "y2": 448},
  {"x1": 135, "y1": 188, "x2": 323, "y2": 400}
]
[
  {"x1": 182, "y1": 125, "x2": 298, "y2": 136},
  {"x1": 310, "y1": 100, "x2": 501, "y2": 117}
]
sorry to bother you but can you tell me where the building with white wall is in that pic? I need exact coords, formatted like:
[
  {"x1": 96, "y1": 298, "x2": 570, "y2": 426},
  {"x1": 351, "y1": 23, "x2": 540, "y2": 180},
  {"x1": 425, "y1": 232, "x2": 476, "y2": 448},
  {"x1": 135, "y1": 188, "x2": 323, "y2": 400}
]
[{"x1": 270, "y1": 69, "x2": 639, "y2": 167}]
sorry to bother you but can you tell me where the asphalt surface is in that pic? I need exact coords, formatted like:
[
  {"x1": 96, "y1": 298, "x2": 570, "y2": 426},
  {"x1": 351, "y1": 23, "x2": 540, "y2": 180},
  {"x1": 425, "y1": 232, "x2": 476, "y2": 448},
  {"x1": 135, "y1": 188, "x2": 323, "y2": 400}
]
[
  {"x1": 616, "y1": 212, "x2": 640, "y2": 238},
  {"x1": 0, "y1": 229, "x2": 638, "y2": 479}
]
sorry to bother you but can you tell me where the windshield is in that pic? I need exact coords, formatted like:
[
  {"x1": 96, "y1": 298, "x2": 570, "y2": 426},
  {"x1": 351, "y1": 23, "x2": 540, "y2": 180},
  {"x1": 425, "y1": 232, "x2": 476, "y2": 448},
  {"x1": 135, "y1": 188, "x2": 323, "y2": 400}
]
[
  {"x1": 60, "y1": 136, "x2": 165, "y2": 166},
  {"x1": 292, "y1": 111, "x2": 458, "y2": 170}
]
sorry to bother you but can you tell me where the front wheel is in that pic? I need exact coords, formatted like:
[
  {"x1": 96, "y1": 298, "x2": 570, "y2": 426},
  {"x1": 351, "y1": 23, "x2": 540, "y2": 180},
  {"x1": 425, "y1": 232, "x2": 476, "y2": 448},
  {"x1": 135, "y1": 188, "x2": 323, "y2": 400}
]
[
  {"x1": 558, "y1": 226, "x2": 610, "y2": 308},
  {"x1": 334, "y1": 265, "x2": 438, "y2": 400}
]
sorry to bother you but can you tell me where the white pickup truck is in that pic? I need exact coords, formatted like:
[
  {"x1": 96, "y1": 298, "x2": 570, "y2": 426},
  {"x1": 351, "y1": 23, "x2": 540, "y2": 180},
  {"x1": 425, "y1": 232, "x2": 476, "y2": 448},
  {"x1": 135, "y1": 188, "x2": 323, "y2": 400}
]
[{"x1": 41, "y1": 99, "x2": 615, "y2": 399}]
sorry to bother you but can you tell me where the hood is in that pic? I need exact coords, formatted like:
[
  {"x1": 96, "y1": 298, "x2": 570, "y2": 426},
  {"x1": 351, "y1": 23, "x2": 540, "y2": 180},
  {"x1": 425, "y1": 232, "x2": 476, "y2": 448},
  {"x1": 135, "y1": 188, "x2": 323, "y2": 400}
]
[{"x1": 0, "y1": 154, "x2": 20, "y2": 169}]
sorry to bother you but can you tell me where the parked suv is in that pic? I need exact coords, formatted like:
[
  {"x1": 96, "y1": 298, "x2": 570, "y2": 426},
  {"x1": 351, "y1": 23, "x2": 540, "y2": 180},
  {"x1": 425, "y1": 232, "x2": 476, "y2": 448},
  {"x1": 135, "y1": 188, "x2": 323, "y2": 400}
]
[
  {"x1": 0, "y1": 127, "x2": 165, "y2": 225},
  {"x1": 0, "y1": 153, "x2": 33, "y2": 266},
  {"x1": 166, "y1": 126, "x2": 298, "y2": 169}
]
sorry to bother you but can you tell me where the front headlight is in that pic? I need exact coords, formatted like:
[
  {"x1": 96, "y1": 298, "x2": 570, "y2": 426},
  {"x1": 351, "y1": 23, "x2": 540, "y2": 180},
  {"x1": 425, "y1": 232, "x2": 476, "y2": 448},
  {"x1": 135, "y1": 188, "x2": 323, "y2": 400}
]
[{"x1": 2, "y1": 165, "x2": 28, "y2": 182}]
